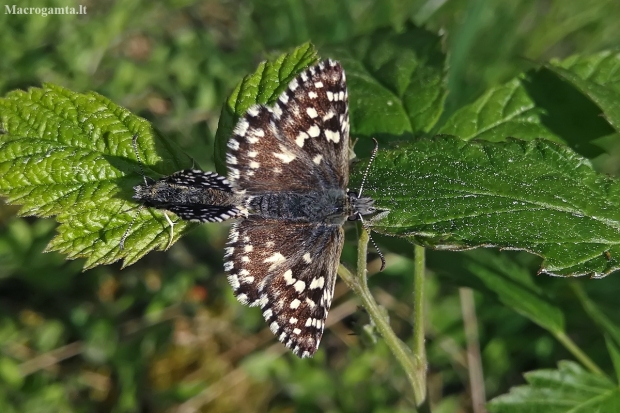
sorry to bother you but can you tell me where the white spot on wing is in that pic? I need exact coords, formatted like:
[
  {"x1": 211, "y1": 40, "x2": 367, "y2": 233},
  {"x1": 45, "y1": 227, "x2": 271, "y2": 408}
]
[
  {"x1": 303, "y1": 253, "x2": 312, "y2": 263},
  {"x1": 312, "y1": 155, "x2": 323, "y2": 165},
  {"x1": 295, "y1": 131, "x2": 308, "y2": 147},
  {"x1": 283, "y1": 269, "x2": 295, "y2": 285},
  {"x1": 293, "y1": 280, "x2": 306, "y2": 293},
  {"x1": 270, "y1": 322, "x2": 279, "y2": 333},
  {"x1": 264, "y1": 252, "x2": 286, "y2": 265},
  {"x1": 314, "y1": 81, "x2": 324, "y2": 88},
  {"x1": 290, "y1": 299, "x2": 301, "y2": 309},
  {"x1": 306, "y1": 107, "x2": 318, "y2": 118},
  {"x1": 258, "y1": 295, "x2": 268, "y2": 308},
  {"x1": 274, "y1": 145, "x2": 297, "y2": 163},
  {"x1": 234, "y1": 119, "x2": 249, "y2": 136},
  {"x1": 247, "y1": 128, "x2": 265, "y2": 144},
  {"x1": 309, "y1": 276, "x2": 325, "y2": 290},
  {"x1": 228, "y1": 139, "x2": 239, "y2": 150},
  {"x1": 272, "y1": 103, "x2": 283, "y2": 119},
  {"x1": 325, "y1": 129, "x2": 340, "y2": 143},
  {"x1": 228, "y1": 274, "x2": 239, "y2": 289},
  {"x1": 247, "y1": 106, "x2": 260, "y2": 117},
  {"x1": 307, "y1": 125, "x2": 320, "y2": 137},
  {"x1": 289, "y1": 78, "x2": 299, "y2": 91}
]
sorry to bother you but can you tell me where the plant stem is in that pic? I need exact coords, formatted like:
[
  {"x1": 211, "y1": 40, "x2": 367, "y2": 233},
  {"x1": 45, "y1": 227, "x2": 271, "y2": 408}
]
[
  {"x1": 553, "y1": 330, "x2": 604, "y2": 376},
  {"x1": 460, "y1": 287, "x2": 487, "y2": 413},
  {"x1": 338, "y1": 229, "x2": 427, "y2": 409},
  {"x1": 412, "y1": 245, "x2": 427, "y2": 387}
]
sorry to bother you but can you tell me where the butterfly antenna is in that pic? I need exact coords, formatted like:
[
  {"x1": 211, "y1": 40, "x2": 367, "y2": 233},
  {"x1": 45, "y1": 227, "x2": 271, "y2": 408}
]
[
  {"x1": 120, "y1": 205, "x2": 144, "y2": 250},
  {"x1": 132, "y1": 134, "x2": 149, "y2": 186},
  {"x1": 358, "y1": 214, "x2": 386, "y2": 271},
  {"x1": 357, "y1": 138, "x2": 379, "y2": 197},
  {"x1": 120, "y1": 134, "x2": 154, "y2": 251}
]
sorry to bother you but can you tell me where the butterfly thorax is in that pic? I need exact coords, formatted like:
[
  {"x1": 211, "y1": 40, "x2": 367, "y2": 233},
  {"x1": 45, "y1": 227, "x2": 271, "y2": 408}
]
[
  {"x1": 134, "y1": 181, "x2": 238, "y2": 209},
  {"x1": 245, "y1": 189, "x2": 374, "y2": 224}
]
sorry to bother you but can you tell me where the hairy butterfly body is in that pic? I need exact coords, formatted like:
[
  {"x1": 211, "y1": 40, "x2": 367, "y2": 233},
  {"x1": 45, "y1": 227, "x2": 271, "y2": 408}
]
[{"x1": 132, "y1": 170, "x2": 246, "y2": 223}]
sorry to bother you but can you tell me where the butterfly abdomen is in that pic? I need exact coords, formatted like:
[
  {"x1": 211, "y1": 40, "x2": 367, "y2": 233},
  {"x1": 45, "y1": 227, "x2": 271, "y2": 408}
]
[
  {"x1": 133, "y1": 169, "x2": 246, "y2": 223},
  {"x1": 133, "y1": 182, "x2": 236, "y2": 209}
]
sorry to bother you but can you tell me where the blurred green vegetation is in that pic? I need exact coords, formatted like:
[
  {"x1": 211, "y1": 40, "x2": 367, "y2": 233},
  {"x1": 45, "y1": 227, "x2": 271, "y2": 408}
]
[{"x1": 1, "y1": 0, "x2": 620, "y2": 412}]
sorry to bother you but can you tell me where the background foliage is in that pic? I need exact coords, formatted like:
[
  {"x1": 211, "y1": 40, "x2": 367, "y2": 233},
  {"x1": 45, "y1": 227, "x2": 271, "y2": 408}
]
[{"x1": 1, "y1": 0, "x2": 620, "y2": 412}]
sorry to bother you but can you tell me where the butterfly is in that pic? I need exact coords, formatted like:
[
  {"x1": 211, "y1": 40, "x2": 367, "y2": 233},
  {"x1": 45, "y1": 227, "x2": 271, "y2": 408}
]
[{"x1": 128, "y1": 59, "x2": 380, "y2": 357}]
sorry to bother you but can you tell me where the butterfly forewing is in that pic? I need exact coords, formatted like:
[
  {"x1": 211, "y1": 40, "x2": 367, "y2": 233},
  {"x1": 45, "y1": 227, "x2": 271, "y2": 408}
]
[
  {"x1": 225, "y1": 217, "x2": 344, "y2": 357},
  {"x1": 226, "y1": 60, "x2": 350, "y2": 192}
]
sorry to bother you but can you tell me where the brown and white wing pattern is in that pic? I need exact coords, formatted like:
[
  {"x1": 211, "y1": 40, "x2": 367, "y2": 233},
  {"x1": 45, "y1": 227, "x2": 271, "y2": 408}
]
[
  {"x1": 224, "y1": 217, "x2": 344, "y2": 357},
  {"x1": 226, "y1": 59, "x2": 350, "y2": 192}
]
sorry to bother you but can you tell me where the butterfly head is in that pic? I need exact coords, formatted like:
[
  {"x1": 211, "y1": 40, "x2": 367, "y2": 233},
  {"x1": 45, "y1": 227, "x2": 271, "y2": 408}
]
[{"x1": 347, "y1": 191, "x2": 376, "y2": 220}]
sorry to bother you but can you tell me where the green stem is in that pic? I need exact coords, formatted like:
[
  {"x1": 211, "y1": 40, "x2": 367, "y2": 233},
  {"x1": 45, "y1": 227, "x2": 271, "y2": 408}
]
[
  {"x1": 564, "y1": 281, "x2": 610, "y2": 376},
  {"x1": 338, "y1": 229, "x2": 427, "y2": 408},
  {"x1": 553, "y1": 330, "x2": 604, "y2": 376},
  {"x1": 412, "y1": 245, "x2": 427, "y2": 384}
]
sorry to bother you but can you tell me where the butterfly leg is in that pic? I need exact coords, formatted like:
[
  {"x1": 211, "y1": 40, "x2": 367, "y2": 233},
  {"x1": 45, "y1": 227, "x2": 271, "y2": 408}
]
[{"x1": 162, "y1": 211, "x2": 176, "y2": 250}]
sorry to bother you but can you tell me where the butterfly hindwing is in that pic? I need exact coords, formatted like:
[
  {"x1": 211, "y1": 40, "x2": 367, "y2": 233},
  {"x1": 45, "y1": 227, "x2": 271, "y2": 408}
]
[
  {"x1": 224, "y1": 216, "x2": 344, "y2": 357},
  {"x1": 166, "y1": 204, "x2": 244, "y2": 223},
  {"x1": 164, "y1": 170, "x2": 232, "y2": 191}
]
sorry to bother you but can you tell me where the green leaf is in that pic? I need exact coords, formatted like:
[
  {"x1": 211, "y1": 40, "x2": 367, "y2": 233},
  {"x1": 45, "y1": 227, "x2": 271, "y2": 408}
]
[
  {"x1": 438, "y1": 75, "x2": 560, "y2": 142},
  {"x1": 438, "y1": 68, "x2": 613, "y2": 158},
  {"x1": 429, "y1": 250, "x2": 565, "y2": 333},
  {"x1": 605, "y1": 335, "x2": 620, "y2": 385},
  {"x1": 325, "y1": 24, "x2": 447, "y2": 140},
  {"x1": 0, "y1": 357, "x2": 23, "y2": 389},
  {"x1": 548, "y1": 50, "x2": 620, "y2": 133},
  {"x1": 571, "y1": 282, "x2": 620, "y2": 354},
  {"x1": 0, "y1": 84, "x2": 194, "y2": 269},
  {"x1": 213, "y1": 42, "x2": 319, "y2": 173},
  {"x1": 356, "y1": 135, "x2": 620, "y2": 277},
  {"x1": 488, "y1": 361, "x2": 620, "y2": 413},
  {"x1": 83, "y1": 319, "x2": 118, "y2": 364}
]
